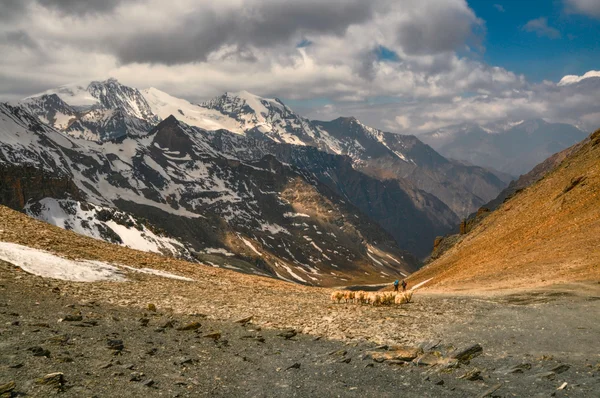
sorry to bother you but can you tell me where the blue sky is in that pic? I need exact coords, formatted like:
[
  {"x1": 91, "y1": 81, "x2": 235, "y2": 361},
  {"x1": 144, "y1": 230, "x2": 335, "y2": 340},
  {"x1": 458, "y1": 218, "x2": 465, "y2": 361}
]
[{"x1": 469, "y1": 0, "x2": 600, "y2": 82}]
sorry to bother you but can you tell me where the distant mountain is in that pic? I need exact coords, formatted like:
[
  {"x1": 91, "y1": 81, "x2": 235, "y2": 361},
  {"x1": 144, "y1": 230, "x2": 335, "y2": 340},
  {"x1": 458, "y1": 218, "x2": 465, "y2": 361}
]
[
  {"x1": 410, "y1": 128, "x2": 600, "y2": 290},
  {"x1": 0, "y1": 103, "x2": 418, "y2": 285},
  {"x1": 421, "y1": 119, "x2": 588, "y2": 177}
]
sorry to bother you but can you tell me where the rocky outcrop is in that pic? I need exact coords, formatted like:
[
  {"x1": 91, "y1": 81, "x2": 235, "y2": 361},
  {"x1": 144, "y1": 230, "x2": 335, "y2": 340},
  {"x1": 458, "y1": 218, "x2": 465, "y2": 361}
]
[{"x1": 0, "y1": 164, "x2": 83, "y2": 211}]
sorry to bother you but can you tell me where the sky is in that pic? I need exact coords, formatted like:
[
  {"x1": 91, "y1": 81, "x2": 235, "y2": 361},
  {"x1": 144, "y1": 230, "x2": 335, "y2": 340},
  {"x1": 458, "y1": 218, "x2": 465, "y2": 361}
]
[{"x1": 0, "y1": 0, "x2": 599, "y2": 133}]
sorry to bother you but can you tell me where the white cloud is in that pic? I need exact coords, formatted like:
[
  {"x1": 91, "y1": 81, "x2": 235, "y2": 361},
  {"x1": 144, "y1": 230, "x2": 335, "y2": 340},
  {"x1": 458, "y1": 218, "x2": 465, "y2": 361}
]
[
  {"x1": 0, "y1": 0, "x2": 598, "y2": 134},
  {"x1": 565, "y1": 0, "x2": 600, "y2": 18},
  {"x1": 522, "y1": 17, "x2": 561, "y2": 39}
]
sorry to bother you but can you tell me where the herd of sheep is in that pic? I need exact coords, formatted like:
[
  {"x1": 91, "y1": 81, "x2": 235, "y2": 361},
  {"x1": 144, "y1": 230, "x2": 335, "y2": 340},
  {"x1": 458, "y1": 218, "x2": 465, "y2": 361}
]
[{"x1": 330, "y1": 290, "x2": 414, "y2": 306}]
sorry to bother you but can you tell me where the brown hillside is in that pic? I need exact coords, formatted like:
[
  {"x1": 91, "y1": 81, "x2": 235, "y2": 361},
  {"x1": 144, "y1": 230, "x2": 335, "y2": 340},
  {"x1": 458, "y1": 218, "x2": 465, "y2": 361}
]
[{"x1": 409, "y1": 130, "x2": 600, "y2": 291}]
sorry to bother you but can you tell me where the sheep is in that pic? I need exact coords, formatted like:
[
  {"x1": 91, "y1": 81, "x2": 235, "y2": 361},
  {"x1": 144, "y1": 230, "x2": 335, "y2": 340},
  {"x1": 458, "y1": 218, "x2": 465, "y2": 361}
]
[
  {"x1": 395, "y1": 291, "x2": 414, "y2": 305},
  {"x1": 355, "y1": 291, "x2": 367, "y2": 305},
  {"x1": 330, "y1": 290, "x2": 344, "y2": 304},
  {"x1": 367, "y1": 292, "x2": 382, "y2": 306},
  {"x1": 381, "y1": 292, "x2": 396, "y2": 306},
  {"x1": 343, "y1": 290, "x2": 355, "y2": 303}
]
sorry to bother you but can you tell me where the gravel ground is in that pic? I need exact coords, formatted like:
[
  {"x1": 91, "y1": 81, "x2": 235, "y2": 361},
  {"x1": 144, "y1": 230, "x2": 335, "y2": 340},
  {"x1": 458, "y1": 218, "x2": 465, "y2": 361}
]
[{"x1": 1, "y1": 262, "x2": 599, "y2": 397}]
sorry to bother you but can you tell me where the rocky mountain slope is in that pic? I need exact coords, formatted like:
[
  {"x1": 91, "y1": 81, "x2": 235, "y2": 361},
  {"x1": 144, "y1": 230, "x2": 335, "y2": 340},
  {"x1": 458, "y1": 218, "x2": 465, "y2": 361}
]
[
  {"x1": 0, "y1": 103, "x2": 417, "y2": 285},
  {"x1": 422, "y1": 119, "x2": 588, "y2": 177},
  {"x1": 410, "y1": 129, "x2": 600, "y2": 291},
  {"x1": 142, "y1": 83, "x2": 505, "y2": 217}
]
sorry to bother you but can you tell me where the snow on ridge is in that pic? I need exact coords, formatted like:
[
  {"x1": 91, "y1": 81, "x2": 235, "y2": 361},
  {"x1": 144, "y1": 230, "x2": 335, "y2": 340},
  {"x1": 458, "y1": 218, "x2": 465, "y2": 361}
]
[
  {"x1": 0, "y1": 241, "x2": 125, "y2": 282},
  {"x1": 0, "y1": 241, "x2": 195, "y2": 282}
]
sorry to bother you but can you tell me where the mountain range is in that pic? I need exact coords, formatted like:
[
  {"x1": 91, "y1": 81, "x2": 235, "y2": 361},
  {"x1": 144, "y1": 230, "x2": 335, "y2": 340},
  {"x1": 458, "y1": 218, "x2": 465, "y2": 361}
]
[
  {"x1": 1, "y1": 77, "x2": 584, "y2": 284},
  {"x1": 421, "y1": 119, "x2": 588, "y2": 177}
]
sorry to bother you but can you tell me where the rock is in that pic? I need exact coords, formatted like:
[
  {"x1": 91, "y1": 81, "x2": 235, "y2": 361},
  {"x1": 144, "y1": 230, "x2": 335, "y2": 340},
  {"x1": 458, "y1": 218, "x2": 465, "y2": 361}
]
[
  {"x1": 476, "y1": 383, "x2": 502, "y2": 398},
  {"x1": 387, "y1": 345, "x2": 424, "y2": 361},
  {"x1": 8, "y1": 363, "x2": 23, "y2": 369},
  {"x1": 557, "y1": 382, "x2": 568, "y2": 391},
  {"x1": 235, "y1": 315, "x2": 253, "y2": 325},
  {"x1": 139, "y1": 318, "x2": 150, "y2": 327},
  {"x1": 413, "y1": 353, "x2": 443, "y2": 367},
  {"x1": 32, "y1": 322, "x2": 50, "y2": 328},
  {"x1": 329, "y1": 350, "x2": 347, "y2": 357},
  {"x1": 153, "y1": 328, "x2": 165, "y2": 333},
  {"x1": 99, "y1": 362, "x2": 113, "y2": 369},
  {"x1": 277, "y1": 329, "x2": 297, "y2": 340},
  {"x1": 373, "y1": 345, "x2": 388, "y2": 350},
  {"x1": 142, "y1": 379, "x2": 155, "y2": 387},
  {"x1": 160, "y1": 320, "x2": 175, "y2": 329},
  {"x1": 178, "y1": 357, "x2": 194, "y2": 365},
  {"x1": 147, "y1": 304, "x2": 157, "y2": 312},
  {"x1": 451, "y1": 344, "x2": 483, "y2": 362},
  {"x1": 203, "y1": 332, "x2": 221, "y2": 341},
  {"x1": 339, "y1": 358, "x2": 352, "y2": 364},
  {"x1": 176, "y1": 322, "x2": 201, "y2": 331},
  {"x1": 505, "y1": 363, "x2": 532, "y2": 374},
  {"x1": 107, "y1": 339, "x2": 124, "y2": 351},
  {"x1": 286, "y1": 363, "x2": 301, "y2": 370},
  {"x1": 0, "y1": 381, "x2": 16, "y2": 395},
  {"x1": 459, "y1": 368, "x2": 483, "y2": 381},
  {"x1": 146, "y1": 348, "x2": 158, "y2": 356},
  {"x1": 36, "y1": 372, "x2": 65, "y2": 388},
  {"x1": 62, "y1": 314, "x2": 83, "y2": 322},
  {"x1": 551, "y1": 364, "x2": 570, "y2": 374},
  {"x1": 28, "y1": 346, "x2": 50, "y2": 357},
  {"x1": 534, "y1": 371, "x2": 556, "y2": 380},
  {"x1": 369, "y1": 347, "x2": 423, "y2": 363},
  {"x1": 130, "y1": 372, "x2": 144, "y2": 382}
]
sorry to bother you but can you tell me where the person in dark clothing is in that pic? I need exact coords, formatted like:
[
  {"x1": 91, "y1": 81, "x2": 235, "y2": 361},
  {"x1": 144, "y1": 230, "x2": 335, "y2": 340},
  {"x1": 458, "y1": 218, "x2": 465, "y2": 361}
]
[
  {"x1": 393, "y1": 280, "x2": 399, "y2": 292},
  {"x1": 401, "y1": 280, "x2": 407, "y2": 292}
]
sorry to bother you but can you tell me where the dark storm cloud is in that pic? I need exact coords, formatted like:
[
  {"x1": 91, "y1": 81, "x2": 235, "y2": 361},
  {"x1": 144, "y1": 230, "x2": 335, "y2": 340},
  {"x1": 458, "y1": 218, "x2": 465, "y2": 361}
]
[
  {"x1": 113, "y1": 0, "x2": 378, "y2": 65},
  {"x1": 3, "y1": 30, "x2": 39, "y2": 49},
  {"x1": 397, "y1": 4, "x2": 482, "y2": 55},
  {"x1": 0, "y1": 0, "x2": 30, "y2": 21},
  {"x1": 35, "y1": 0, "x2": 135, "y2": 15}
]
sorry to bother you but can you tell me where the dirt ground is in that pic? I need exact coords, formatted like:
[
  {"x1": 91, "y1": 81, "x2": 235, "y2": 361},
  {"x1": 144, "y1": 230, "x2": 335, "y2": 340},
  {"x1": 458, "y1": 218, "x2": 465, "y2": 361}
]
[{"x1": 1, "y1": 261, "x2": 599, "y2": 397}]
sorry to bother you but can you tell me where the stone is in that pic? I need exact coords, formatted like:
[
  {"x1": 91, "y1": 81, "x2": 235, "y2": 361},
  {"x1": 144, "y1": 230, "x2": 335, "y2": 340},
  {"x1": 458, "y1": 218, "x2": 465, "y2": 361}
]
[
  {"x1": 139, "y1": 318, "x2": 150, "y2": 327},
  {"x1": 62, "y1": 314, "x2": 83, "y2": 322},
  {"x1": 476, "y1": 383, "x2": 502, "y2": 398},
  {"x1": 147, "y1": 304, "x2": 157, "y2": 312},
  {"x1": 413, "y1": 353, "x2": 443, "y2": 367},
  {"x1": 451, "y1": 344, "x2": 483, "y2": 362},
  {"x1": 28, "y1": 346, "x2": 50, "y2": 357},
  {"x1": 460, "y1": 368, "x2": 483, "y2": 381},
  {"x1": 277, "y1": 329, "x2": 297, "y2": 340},
  {"x1": 107, "y1": 339, "x2": 124, "y2": 351},
  {"x1": 176, "y1": 322, "x2": 201, "y2": 331},
  {"x1": 534, "y1": 371, "x2": 556, "y2": 380},
  {"x1": 370, "y1": 347, "x2": 423, "y2": 363},
  {"x1": 36, "y1": 372, "x2": 65, "y2": 388},
  {"x1": 203, "y1": 332, "x2": 222, "y2": 341},
  {"x1": 0, "y1": 382, "x2": 16, "y2": 395},
  {"x1": 286, "y1": 363, "x2": 301, "y2": 370},
  {"x1": 505, "y1": 363, "x2": 532, "y2": 374},
  {"x1": 551, "y1": 364, "x2": 570, "y2": 374},
  {"x1": 130, "y1": 372, "x2": 144, "y2": 382},
  {"x1": 142, "y1": 379, "x2": 155, "y2": 387},
  {"x1": 235, "y1": 315, "x2": 253, "y2": 325},
  {"x1": 160, "y1": 320, "x2": 175, "y2": 329}
]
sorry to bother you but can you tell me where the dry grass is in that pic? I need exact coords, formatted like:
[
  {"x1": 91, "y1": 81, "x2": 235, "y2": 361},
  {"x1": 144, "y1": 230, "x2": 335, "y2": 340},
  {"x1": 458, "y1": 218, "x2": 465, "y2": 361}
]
[{"x1": 410, "y1": 132, "x2": 600, "y2": 292}]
